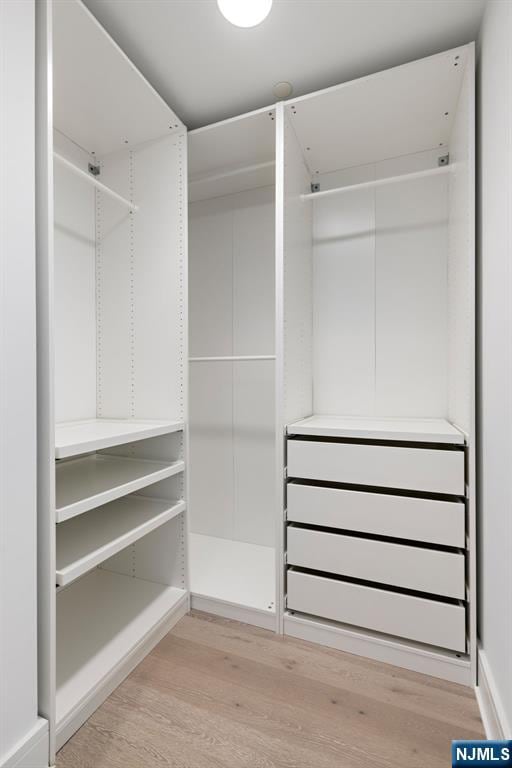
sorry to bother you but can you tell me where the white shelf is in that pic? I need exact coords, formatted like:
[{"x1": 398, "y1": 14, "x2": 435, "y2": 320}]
[
  {"x1": 287, "y1": 415, "x2": 465, "y2": 444},
  {"x1": 56, "y1": 496, "x2": 186, "y2": 586},
  {"x1": 56, "y1": 569, "x2": 187, "y2": 727},
  {"x1": 189, "y1": 533, "x2": 275, "y2": 613},
  {"x1": 56, "y1": 454, "x2": 185, "y2": 522},
  {"x1": 55, "y1": 418, "x2": 184, "y2": 459}
]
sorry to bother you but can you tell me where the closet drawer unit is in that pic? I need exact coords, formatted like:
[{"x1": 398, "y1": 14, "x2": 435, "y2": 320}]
[
  {"x1": 287, "y1": 570, "x2": 466, "y2": 652},
  {"x1": 287, "y1": 439, "x2": 464, "y2": 495},
  {"x1": 287, "y1": 526, "x2": 465, "y2": 598},
  {"x1": 287, "y1": 483, "x2": 465, "y2": 547}
]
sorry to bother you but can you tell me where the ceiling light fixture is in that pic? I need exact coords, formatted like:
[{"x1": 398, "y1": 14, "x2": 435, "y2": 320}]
[{"x1": 217, "y1": 0, "x2": 273, "y2": 28}]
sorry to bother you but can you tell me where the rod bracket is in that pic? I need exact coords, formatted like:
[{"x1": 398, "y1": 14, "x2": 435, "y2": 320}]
[
  {"x1": 438, "y1": 154, "x2": 450, "y2": 167},
  {"x1": 88, "y1": 163, "x2": 100, "y2": 176},
  {"x1": 310, "y1": 182, "x2": 320, "y2": 193}
]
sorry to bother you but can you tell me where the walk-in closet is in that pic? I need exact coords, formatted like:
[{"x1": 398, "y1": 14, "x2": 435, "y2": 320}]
[{"x1": 33, "y1": 0, "x2": 476, "y2": 761}]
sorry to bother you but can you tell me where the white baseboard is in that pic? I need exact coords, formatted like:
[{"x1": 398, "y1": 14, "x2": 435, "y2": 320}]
[
  {"x1": 476, "y1": 647, "x2": 511, "y2": 738},
  {"x1": 284, "y1": 612, "x2": 472, "y2": 686},
  {"x1": 56, "y1": 592, "x2": 189, "y2": 751},
  {"x1": 191, "y1": 593, "x2": 276, "y2": 630},
  {"x1": 0, "y1": 718, "x2": 49, "y2": 768}
]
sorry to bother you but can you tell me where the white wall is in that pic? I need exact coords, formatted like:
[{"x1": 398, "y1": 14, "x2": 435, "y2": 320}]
[
  {"x1": 0, "y1": 1, "x2": 48, "y2": 765},
  {"x1": 477, "y1": 0, "x2": 512, "y2": 737}
]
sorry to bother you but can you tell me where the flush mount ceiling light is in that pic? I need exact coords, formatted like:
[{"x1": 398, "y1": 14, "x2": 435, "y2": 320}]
[{"x1": 217, "y1": 0, "x2": 273, "y2": 28}]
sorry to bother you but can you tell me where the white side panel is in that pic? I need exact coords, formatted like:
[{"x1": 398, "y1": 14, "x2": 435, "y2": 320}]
[
  {"x1": 98, "y1": 133, "x2": 186, "y2": 421},
  {"x1": 448, "y1": 45, "x2": 477, "y2": 683},
  {"x1": 0, "y1": 2, "x2": 41, "y2": 763},
  {"x1": 53, "y1": 132, "x2": 96, "y2": 422},
  {"x1": 282, "y1": 112, "x2": 313, "y2": 424},
  {"x1": 35, "y1": 0, "x2": 56, "y2": 758},
  {"x1": 448, "y1": 50, "x2": 475, "y2": 435},
  {"x1": 313, "y1": 149, "x2": 449, "y2": 416}
]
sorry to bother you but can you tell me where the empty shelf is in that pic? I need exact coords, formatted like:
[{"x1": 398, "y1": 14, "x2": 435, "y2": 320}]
[
  {"x1": 287, "y1": 415, "x2": 465, "y2": 444},
  {"x1": 55, "y1": 418, "x2": 184, "y2": 459},
  {"x1": 189, "y1": 533, "x2": 275, "y2": 613},
  {"x1": 56, "y1": 569, "x2": 187, "y2": 729},
  {"x1": 56, "y1": 496, "x2": 186, "y2": 586},
  {"x1": 56, "y1": 454, "x2": 185, "y2": 522}
]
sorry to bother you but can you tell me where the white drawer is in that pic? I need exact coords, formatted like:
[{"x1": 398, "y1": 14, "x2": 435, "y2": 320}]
[
  {"x1": 287, "y1": 526, "x2": 465, "y2": 598},
  {"x1": 287, "y1": 569, "x2": 466, "y2": 652},
  {"x1": 287, "y1": 439, "x2": 464, "y2": 495},
  {"x1": 287, "y1": 482, "x2": 465, "y2": 548}
]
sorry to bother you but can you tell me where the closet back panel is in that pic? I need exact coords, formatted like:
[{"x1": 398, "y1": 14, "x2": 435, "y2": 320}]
[
  {"x1": 97, "y1": 133, "x2": 186, "y2": 421},
  {"x1": 54, "y1": 134, "x2": 96, "y2": 423},
  {"x1": 313, "y1": 148, "x2": 449, "y2": 417},
  {"x1": 189, "y1": 185, "x2": 275, "y2": 547}
]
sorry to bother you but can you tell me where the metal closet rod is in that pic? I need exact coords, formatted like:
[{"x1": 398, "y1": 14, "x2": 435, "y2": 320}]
[
  {"x1": 53, "y1": 152, "x2": 139, "y2": 212},
  {"x1": 189, "y1": 355, "x2": 276, "y2": 362},
  {"x1": 301, "y1": 163, "x2": 453, "y2": 201}
]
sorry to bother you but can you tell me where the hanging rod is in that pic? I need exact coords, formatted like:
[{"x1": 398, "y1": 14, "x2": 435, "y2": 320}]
[
  {"x1": 301, "y1": 164, "x2": 453, "y2": 201},
  {"x1": 189, "y1": 355, "x2": 276, "y2": 362},
  {"x1": 189, "y1": 160, "x2": 275, "y2": 187},
  {"x1": 54, "y1": 152, "x2": 139, "y2": 212}
]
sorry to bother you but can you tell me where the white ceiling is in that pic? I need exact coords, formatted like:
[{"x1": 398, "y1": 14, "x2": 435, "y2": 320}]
[{"x1": 82, "y1": 0, "x2": 486, "y2": 130}]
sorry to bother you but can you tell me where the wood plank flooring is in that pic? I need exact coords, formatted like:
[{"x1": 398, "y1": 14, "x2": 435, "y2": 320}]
[{"x1": 58, "y1": 611, "x2": 483, "y2": 768}]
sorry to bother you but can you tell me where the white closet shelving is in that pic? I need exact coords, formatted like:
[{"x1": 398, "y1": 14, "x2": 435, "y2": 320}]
[
  {"x1": 37, "y1": 0, "x2": 188, "y2": 759},
  {"x1": 55, "y1": 418, "x2": 184, "y2": 459},
  {"x1": 56, "y1": 497, "x2": 186, "y2": 585},
  {"x1": 56, "y1": 569, "x2": 187, "y2": 745},
  {"x1": 287, "y1": 415, "x2": 465, "y2": 444},
  {"x1": 279, "y1": 43, "x2": 475, "y2": 685},
  {"x1": 56, "y1": 454, "x2": 185, "y2": 522}
]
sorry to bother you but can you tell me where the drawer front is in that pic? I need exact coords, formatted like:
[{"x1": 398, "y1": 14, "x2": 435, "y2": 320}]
[
  {"x1": 287, "y1": 439, "x2": 464, "y2": 495},
  {"x1": 287, "y1": 483, "x2": 465, "y2": 548},
  {"x1": 287, "y1": 526, "x2": 465, "y2": 598},
  {"x1": 287, "y1": 570, "x2": 466, "y2": 652}
]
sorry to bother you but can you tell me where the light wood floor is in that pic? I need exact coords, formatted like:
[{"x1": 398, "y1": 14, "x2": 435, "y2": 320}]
[{"x1": 58, "y1": 611, "x2": 483, "y2": 768}]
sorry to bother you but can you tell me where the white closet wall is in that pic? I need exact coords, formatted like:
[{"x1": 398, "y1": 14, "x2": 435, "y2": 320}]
[
  {"x1": 313, "y1": 148, "x2": 449, "y2": 416},
  {"x1": 1, "y1": 1, "x2": 49, "y2": 765},
  {"x1": 189, "y1": 186, "x2": 275, "y2": 545}
]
